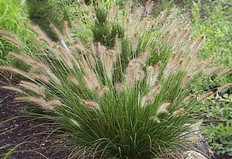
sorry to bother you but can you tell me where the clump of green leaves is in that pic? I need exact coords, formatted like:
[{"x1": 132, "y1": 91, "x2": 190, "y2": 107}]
[{"x1": 1, "y1": 1, "x2": 231, "y2": 159}]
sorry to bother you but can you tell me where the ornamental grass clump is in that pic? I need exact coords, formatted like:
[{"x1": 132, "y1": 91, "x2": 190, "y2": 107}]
[{"x1": 0, "y1": 1, "x2": 231, "y2": 158}]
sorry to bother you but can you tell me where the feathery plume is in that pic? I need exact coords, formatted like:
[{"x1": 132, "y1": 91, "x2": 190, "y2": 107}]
[
  {"x1": 114, "y1": 36, "x2": 122, "y2": 56},
  {"x1": 141, "y1": 83, "x2": 161, "y2": 107},
  {"x1": 63, "y1": 21, "x2": 72, "y2": 42},
  {"x1": 147, "y1": 83, "x2": 162, "y2": 97},
  {"x1": 180, "y1": 75, "x2": 191, "y2": 89},
  {"x1": 0, "y1": 30, "x2": 24, "y2": 47},
  {"x1": 16, "y1": 96, "x2": 46, "y2": 108},
  {"x1": 197, "y1": 92, "x2": 213, "y2": 102},
  {"x1": 141, "y1": 96, "x2": 153, "y2": 107},
  {"x1": 158, "y1": 10, "x2": 167, "y2": 21},
  {"x1": 217, "y1": 83, "x2": 232, "y2": 92},
  {"x1": 28, "y1": 73, "x2": 50, "y2": 84},
  {"x1": 19, "y1": 81, "x2": 45, "y2": 97},
  {"x1": 86, "y1": 50, "x2": 96, "y2": 68},
  {"x1": 132, "y1": 32, "x2": 139, "y2": 52},
  {"x1": 203, "y1": 66, "x2": 221, "y2": 76},
  {"x1": 183, "y1": 94, "x2": 196, "y2": 103},
  {"x1": 217, "y1": 68, "x2": 232, "y2": 78},
  {"x1": 45, "y1": 99, "x2": 61, "y2": 110},
  {"x1": 1, "y1": 86, "x2": 24, "y2": 94},
  {"x1": 125, "y1": 0, "x2": 132, "y2": 15},
  {"x1": 133, "y1": 6, "x2": 144, "y2": 20},
  {"x1": 0, "y1": 66, "x2": 30, "y2": 79},
  {"x1": 173, "y1": 108, "x2": 185, "y2": 117},
  {"x1": 83, "y1": 74, "x2": 100, "y2": 91},
  {"x1": 95, "y1": 86, "x2": 109, "y2": 98},
  {"x1": 82, "y1": 99, "x2": 100, "y2": 110},
  {"x1": 114, "y1": 83, "x2": 124, "y2": 92},
  {"x1": 146, "y1": 62, "x2": 161, "y2": 87},
  {"x1": 33, "y1": 62, "x2": 60, "y2": 84},
  {"x1": 157, "y1": 102, "x2": 171, "y2": 115},
  {"x1": 67, "y1": 76, "x2": 79, "y2": 86},
  {"x1": 27, "y1": 24, "x2": 54, "y2": 47}
]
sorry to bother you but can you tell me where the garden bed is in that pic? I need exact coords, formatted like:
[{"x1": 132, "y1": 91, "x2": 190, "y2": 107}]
[{"x1": 0, "y1": 77, "x2": 231, "y2": 159}]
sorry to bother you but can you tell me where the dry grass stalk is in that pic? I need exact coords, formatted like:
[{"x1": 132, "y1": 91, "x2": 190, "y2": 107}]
[
  {"x1": 0, "y1": 66, "x2": 30, "y2": 79},
  {"x1": 0, "y1": 30, "x2": 24, "y2": 47},
  {"x1": 217, "y1": 68, "x2": 232, "y2": 78},
  {"x1": 33, "y1": 62, "x2": 60, "y2": 84},
  {"x1": 82, "y1": 99, "x2": 100, "y2": 110},
  {"x1": 27, "y1": 24, "x2": 54, "y2": 47},
  {"x1": 67, "y1": 76, "x2": 79, "y2": 86},
  {"x1": 157, "y1": 102, "x2": 171, "y2": 115},
  {"x1": 19, "y1": 81, "x2": 45, "y2": 97},
  {"x1": 95, "y1": 86, "x2": 109, "y2": 98},
  {"x1": 203, "y1": 66, "x2": 221, "y2": 76},
  {"x1": 217, "y1": 83, "x2": 232, "y2": 92},
  {"x1": 132, "y1": 32, "x2": 139, "y2": 52},
  {"x1": 45, "y1": 99, "x2": 61, "y2": 109},
  {"x1": 146, "y1": 62, "x2": 161, "y2": 87},
  {"x1": 173, "y1": 108, "x2": 185, "y2": 117},
  {"x1": 83, "y1": 74, "x2": 100, "y2": 91},
  {"x1": 197, "y1": 92, "x2": 213, "y2": 102},
  {"x1": 28, "y1": 72, "x2": 50, "y2": 84},
  {"x1": 183, "y1": 94, "x2": 196, "y2": 103},
  {"x1": 1, "y1": 86, "x2": 24, "y2": 93}
]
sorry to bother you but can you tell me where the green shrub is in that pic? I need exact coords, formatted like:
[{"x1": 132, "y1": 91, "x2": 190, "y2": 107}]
[
  {"x1": 190, "y1": 1, "x2": 232, "y2": 156},
  {"x1": 0, "y1": 0, "x2": 33, "y2": 65},
  {"x1": 1, "y1": 1, "x2": 231, "y2": 158}
]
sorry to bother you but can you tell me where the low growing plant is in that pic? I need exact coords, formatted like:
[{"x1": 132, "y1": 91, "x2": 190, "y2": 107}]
[{"x1": 1, "y1": 1, "x2": 231, "y2": 158}]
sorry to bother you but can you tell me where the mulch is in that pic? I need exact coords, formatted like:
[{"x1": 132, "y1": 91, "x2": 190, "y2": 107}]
[{"x1": 0, "y1": 76, "x2": 231, "y2": 159}]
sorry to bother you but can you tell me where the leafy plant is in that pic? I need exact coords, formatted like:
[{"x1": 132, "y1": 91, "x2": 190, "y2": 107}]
[
  {"x1": 1, "y1": 1, "x2": 231, "y2": 158},
  {"x1": 0, "y1": 0, "x2": 33, "y2": 65},
  {"x1": 189, "y1": 0, "x2": 232, "y2": 157}
]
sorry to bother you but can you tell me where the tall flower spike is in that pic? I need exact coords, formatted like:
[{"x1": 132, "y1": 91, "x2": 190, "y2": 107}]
[
  {"x1": 132, "y1": 32, "x2": 139, "y2": 52},
  {"x1": 0, "y1": 30, "x2": 24, "y2": 47},
  {"x1": 156, "y1": 102, "x2": 171, "y2": 115},
  {"x1": 19, "y1": 81, "x2": 45, "y2": 97},
  {"x1": 173, "y1": 108, "x2": 185, "y2": 117},
  {"x1": 217, "y1": 68, "x2": 232, "y2": 78},
  {"x1": 146, "y1": 62, "x2": 161, "y2": 87},
  {"x1": 1, "y1": 86, "x2": 24, "y2": 94},
  {"x1": 197, "y1": 92, "x2": 213, "y2": 102},
  {"x1": 82, "y1": 99, "x2": 100, "y2": 110},
  {"x1": 217, "y1": 83, "x2": 232, "y2": 92},
  {"x1": 67, "y1": 76, "x2": 79, "y2": 86},
  {"x1": 203, "y1": 66, "x2": 221, "y2": 76},
  {"x1": 141, "y1": 83, "x2": 161, "y2": 107},
  {"x1": 15, "y1": 96, "x2": 46, "y2": 109},
  {"x1": 83, "y1": 73, "x2": 100, "y2": 91},
  {"x1": 45, "y1": 99, "x2": 61, "y2": 110},
  {"x1": 183, "y1": 94, "x2": 196, "y2": 103}
]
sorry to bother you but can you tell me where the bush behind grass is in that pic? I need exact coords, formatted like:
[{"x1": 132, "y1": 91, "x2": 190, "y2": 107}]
[
  {"x1": 190, "y1": 1, "x2": 232, "y2": 157},
  {"x1": 0, "y1": 0, "x2": 34, "y2": 66}
]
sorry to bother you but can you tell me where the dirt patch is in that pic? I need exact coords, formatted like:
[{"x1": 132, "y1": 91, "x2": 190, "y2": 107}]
[{"x1": 0, "y1": 76, "x2": 68, "y2": 159}]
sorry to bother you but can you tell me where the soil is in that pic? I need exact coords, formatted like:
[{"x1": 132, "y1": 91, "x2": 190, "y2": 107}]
[
  {"x1": 0, "y1": 76, "x2": 68, "y2": 159},
  {"x1": 0, "y1": 76, "x2": 231, "y2": 159}
]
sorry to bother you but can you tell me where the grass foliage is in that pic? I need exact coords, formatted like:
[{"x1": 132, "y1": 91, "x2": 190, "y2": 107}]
[{"x1": 0, "y1": 1, "x2": 232, "y2": 158}]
